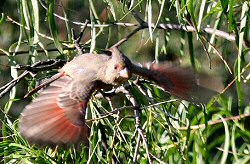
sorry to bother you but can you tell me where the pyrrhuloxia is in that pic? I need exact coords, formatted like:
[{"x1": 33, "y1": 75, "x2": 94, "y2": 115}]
[{"x1": 19, "y1": 47, "x2": 217, "y2": 145}]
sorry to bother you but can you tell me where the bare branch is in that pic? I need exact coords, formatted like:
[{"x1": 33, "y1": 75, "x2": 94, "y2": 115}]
[
  {"x1": 7, "y1": 16, "x2": 55, "y2": 43},
  {"x1": 149, "y1": 153, "x2": 168, "y2": 164},
  {"x1": 33, "y1": 2, "x2": 236, "y2": 44},
  {"x1": 121, "y1": 86, "x2": 153, "y2": 164},
  {"x1": 219, "y1": 61, "x2": 250, "y2": 95},
  {"x1": 40, "y1": 3, "x2": 236, "y2": 42},
  {"x1": 85, "y1": 105, "x2": 135, "y2": 122},
  {"x1": 201, "y1": 35, "x2": 233, "y2": 74},
  {"x1": 7, "y1": 15, "x2": 236, "y2": 54},
  {"x1": 24, "y1": 72, "x2": 64, "y2": 98},
  {"x1": 111, "y1": 26, "x2": 143, "y2": 48},
  {"x1": 0, "y1": 71, "x2": 29, "y2": 99},
  {"x1": 0, "y1": 48, "x2": 75, "y2": 56},
  {"x1": 133, "y1": 134, "x2": 141, "y2": 162},
  {"x1": 179, "y1": 113, "x2": 250, "y2": 130},
  {"x1": 72, "y1": 20, "x2": 89, "y2": 55},
  {"x1": 0, "y1": 59, "x2": 66, "y2": 99}
]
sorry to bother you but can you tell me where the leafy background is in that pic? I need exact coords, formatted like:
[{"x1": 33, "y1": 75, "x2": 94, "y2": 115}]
[{"x1": 0, "y1": 0, "x2": 250, "y2": 163}]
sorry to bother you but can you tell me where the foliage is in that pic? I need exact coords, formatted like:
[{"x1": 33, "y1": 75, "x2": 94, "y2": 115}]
[{"x1": 0, "y1": 0, "x2": 250, "y2": 163}]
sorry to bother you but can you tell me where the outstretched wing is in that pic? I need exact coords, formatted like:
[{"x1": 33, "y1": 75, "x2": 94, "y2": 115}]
[
  {"x1": 19, "y1": 75, "x2": 96, "y2": 145},
  {"x1": 131, "y1": 63, "x2": 218, "y2": 103}
]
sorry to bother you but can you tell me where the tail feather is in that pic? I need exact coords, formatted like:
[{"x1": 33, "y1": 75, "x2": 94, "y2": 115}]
[
  {"x1": 151, "y1": 64, "x2": 218, "y2": 103},
  {"x1": 131, "y1": 63, "x2": 218, "y2": 103}
]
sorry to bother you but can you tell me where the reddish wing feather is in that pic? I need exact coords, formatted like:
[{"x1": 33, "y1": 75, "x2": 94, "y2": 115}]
[
  {"x1": 151, "y1": 64, "x2": 196, "y2": 99},
  {"x1": 19, "y1": 75, "x2": 93, "y2": 145},
  {"x1": 150, "y1": 64, "x2": 217, "y2": 103},
  {"x1": 131, "y1": 63, "x2": 217, "y2": 103}
]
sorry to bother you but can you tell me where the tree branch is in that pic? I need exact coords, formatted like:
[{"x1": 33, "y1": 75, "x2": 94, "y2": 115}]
[
  {"x1": 0, "y1": 59, "x2": 66, "y2": 99},
  {"x1": 121, "y1": 85, "x2": 153, "y2": 164},
  {"x1": 46, "y1": 9, "x2": 236, "y2": 42},
  {"x1": 179, "y1": 113, "x2": 250, "y2": 130},
  {"x1": 6, "y1": 15, "x2": 236, "y2": 57},
  {"x1": 72, "y1": 20, "x2": 89, "y2": 55}
]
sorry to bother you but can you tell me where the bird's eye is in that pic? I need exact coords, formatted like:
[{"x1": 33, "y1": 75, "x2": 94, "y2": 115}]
[{"x1": 114, "y1": 65, "x2": 118, "y2": 70}]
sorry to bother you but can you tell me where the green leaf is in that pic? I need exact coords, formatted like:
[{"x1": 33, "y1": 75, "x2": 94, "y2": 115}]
[
  {"x1": 187, "y1": 32, "x2": 196, "y2": 69},
  {"x1": 237, "y1": 2, "x2": 249, "y2": 82},
  {"x1": 228, "y1": 0, "x2": 238, "y2": 35},
  {"x1": 147, "y1": 0, "x2": 153, "y2": 41},
  {"x1": 220, "y1": 0, "x2": 229, "y2": 14},
  {"x1": 47, "y1": 0, "x2": 63, "y2": 54},
  {"x1": 218, "y1": 115, "x2": 230, "y2": 164},
  {"x1": 89, "y1": 2, "x2": 96, "y2": 53},
  {"x1": 0, "y1": 13, "x2": 5, "y2": 25},
  {"x1": 197, "y1": 0, "x2": 206, "y2": 31}
]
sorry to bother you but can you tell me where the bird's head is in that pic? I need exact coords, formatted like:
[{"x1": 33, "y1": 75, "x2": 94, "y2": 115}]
[{"x1": 103, "y1": 47, "x2": 132, "y2": 85}]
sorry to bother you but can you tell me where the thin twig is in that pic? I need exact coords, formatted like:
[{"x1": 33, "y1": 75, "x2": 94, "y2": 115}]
[
  {"x1": 132, "y1": 78, "x2": 180, "y2": 120},
  {"x1": 7, "y1": 16, "x2": 55, "y2": 43},
  {"x1": 131, "y1": 11, "x2": 147, "y2": 26},
  {"x1": 85, "y1": 105, "x2": 135, "y2": 122},
  {"x1": 93, "y1": 79, "x2": 180, "y2": 122},
  {"x1": 31, "y1": 1, "x2": 236, "y2": 43},
  {"x1": 202, "y1": 35, "x2": 233, "y2": 74},
  {"x1": 179, "y1": 113, "x2": 250, "y2": 130},
  {"x1": 137, "y1": 128, "x2": 152, "y2": 163},
  {"x1": 220, "y1": 60, "x2": 250, "y2": 94},
  {"x1": 37, "y1": 7, "x2": 236, "y2": 42},
  {"x1": 24, "y1": 72, "x2": 64, "y2": 98},
  {"x1": 0, "y1": 59, "x2": 66, "y2": 99},
  {"x1": 107, "y1": 98, "x2": 121, "y2": 164},
  {"x1": 198, "y1": 35, "x2": 212, "y2": 69},
  {"x1": 72, "y1": 20, "x2": 89, "y2": 54},
  {"x1": 0, "y1": 71, "x2": 29, "y2": 98},
  {"x1": 0, "y1": 48, "x2": 74, "y2": 56},
  {"x1": 216, "y1": 147, "x2": 247, "y2": 156},
  {"x1": 7, "y1": 14, "x2": 236, "y2": 55},
  {"x1": 133, "y1": 134, "x2": 141, "y2": 162},
  {"x1": 149, "y1": 152, "x2": 167, "y2": 164},
  {"x1": 220, "y1": 77, "x2": 237, "y2": 94},
  {"x1": 16, "y1": 59, "x2": 66, "y2": 72},
  {"x1": 98, "y1": 108, "x2": 116, "y2": 163},
  {"x1": 111, "y1": 26, "x2": 143, "y2": 48},
  {"x1": 86, "y1": 99, "x2": 180, "y2": 123},
  {"x1": 122, "y1": 86, "x2": 153, "y2": 164}
]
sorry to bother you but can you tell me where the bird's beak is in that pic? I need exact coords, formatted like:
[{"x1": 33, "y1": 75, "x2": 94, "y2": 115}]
[{"x1": 119, "y1": 67, "x2": 130, "y2": 79}]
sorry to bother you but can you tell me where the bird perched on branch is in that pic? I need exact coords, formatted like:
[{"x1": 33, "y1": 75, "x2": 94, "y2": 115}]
[{"x1": 19, "y1": 47, "x2": 217, "y2": 145}]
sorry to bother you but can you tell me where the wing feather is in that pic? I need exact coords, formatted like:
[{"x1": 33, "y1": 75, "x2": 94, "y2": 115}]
[
  {"x1": 131, "y1": 63, "x2": 217, "y2": 103},
  {"x1": 19, "y1": 75, "x2": 96, "y2": 145}
]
